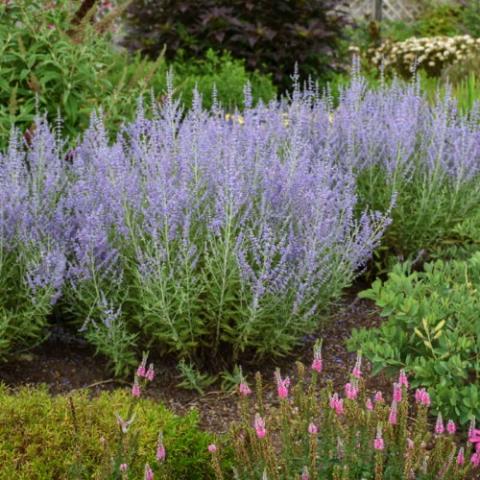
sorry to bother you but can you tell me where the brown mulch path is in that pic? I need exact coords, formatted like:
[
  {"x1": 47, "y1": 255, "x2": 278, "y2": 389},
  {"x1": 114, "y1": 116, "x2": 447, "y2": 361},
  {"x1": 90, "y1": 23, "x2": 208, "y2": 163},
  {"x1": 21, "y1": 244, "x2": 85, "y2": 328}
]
[{"x1": 0, "y1": 292, "x2": 391, "y2": 434}]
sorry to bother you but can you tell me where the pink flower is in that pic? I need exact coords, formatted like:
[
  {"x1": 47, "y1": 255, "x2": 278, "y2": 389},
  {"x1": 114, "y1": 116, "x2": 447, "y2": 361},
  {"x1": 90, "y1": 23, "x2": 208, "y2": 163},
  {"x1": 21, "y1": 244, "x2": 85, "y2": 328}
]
[
  {"x1": 471, "y1": 452, "x2": 480, "y2": 468},
  {"x1": 435, "y1": 413, "x2": 444, "y2": 435},
  {"x1": 398, "y1": 369, "x2": 409, "y2": 389},
  {"x1": 457, "y1": 447, "x2": 465, "y2": 466},
  {"x1": 301, "y1": 466, "x2": 310, "y2": 480},
  {"x1": 156, "y1": 432, "x2": 166, "y2": 462},
  {"x1": 366, "y1": 398, "x2": 374, "y2": 411},
  {"x1": 393, "y1": 382, "x2": 402, "y2": 403},
  {"x1": 388, "y1": 400, "x2": 398, "y2": 425},
  {"x1": 145, "y1": 363, "x2": 155, "y2": 381},
  {"x1": 131, "y1": 377, "x2": 141, "y2": 397},
  {"x1": 329, "y1": 393, "x2": 344, "y2": 416},
  {"x1": 311, "y1": 340, "x2": 323, "y2": 373},
  {"x1": 208, "y1": 444, "x2": 217, "y2": 453},
  {"x1": 374, "y1": 391, "x2": 384, "y2": 403},
  {"x1": 447, "y1": 420, "x2": 456, "y2": 435},
  {"x1": 414, "y1": 388, "x2": 430, "y2": 406},
  {"x1": 374, "y1": 425, "x2": 384, "y2": 451},
  {"x1": 275, "y1": 369, "x2": 290, "y2": 400},
  {"x1": 311, "y1": 358, "x2": 323, "y2": 373},
  {"x1": 137, "y1": 353, "x2": 148, "y2": 377},
  {"x1": 308, "y1": 422, "x2": 318, "y2": 435},
  {"x1": 344, "y1": 382, "x2": 358, "y2": 400},
  {"x1": 254, "y1": 414, "x2": 266, "y2": 439},
  {"x1": 144, "y1": 463, "x2": 154, "y2": 480},
  {"x1": 239, "y1": 382, "x2": 252, "y2": 396},
  {"x1": 407, "y1": 438, "x2": 414, "y2": 449},
  {"x1": 469, "y1": 428, "x2": 480, "y2": 445},
  {"x1": 120, "y1": 463, "x2": 128, "y2": 472},
  {"x1": 351, "y1": 352, "x2": 362, "y2": 378}
]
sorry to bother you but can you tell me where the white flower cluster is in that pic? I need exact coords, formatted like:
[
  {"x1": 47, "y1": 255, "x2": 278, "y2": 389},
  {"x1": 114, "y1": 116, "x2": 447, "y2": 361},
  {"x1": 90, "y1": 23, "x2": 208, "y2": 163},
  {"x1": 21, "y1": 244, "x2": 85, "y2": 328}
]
[{"x1": 369, "y1": 35, "x2": 480, "y2": 76}]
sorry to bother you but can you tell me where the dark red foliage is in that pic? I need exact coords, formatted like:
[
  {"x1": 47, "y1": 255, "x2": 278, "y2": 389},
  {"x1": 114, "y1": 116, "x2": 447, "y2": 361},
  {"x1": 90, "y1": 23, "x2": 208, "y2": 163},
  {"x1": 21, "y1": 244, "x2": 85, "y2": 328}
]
[{"x1": 123, "y1": 0, "x2": 350, "y2": 90}]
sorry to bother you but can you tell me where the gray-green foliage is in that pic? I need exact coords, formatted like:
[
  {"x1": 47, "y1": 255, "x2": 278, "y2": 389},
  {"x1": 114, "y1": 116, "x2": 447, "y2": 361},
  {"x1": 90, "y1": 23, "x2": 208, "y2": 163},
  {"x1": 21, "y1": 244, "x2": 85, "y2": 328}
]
[{"x1": 349, "y1": 252, "x2": 480, "y2": 423}]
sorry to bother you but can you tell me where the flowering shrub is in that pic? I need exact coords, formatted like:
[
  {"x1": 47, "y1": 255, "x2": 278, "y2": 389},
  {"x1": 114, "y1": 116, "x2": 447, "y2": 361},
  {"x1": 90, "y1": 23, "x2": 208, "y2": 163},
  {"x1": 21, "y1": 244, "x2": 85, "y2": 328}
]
[
  {"x1": 335, "y1": 72, "x2": 480, "y2": 261},
  {"x1": 349, "y1": 252, "x2": 480, "y2": 424},
  {"x1": 369, "y1": 35, "x2": 480, "y2": 78},
  {"x1": 211, "y1": 350, "x2": 480, "y2": 479},
  {"x1": 4, "y1": 73, "x2": 480, "y2": 370},
  {"x1": 0, "y1": 119, "x2": 66, "y2": 359}
]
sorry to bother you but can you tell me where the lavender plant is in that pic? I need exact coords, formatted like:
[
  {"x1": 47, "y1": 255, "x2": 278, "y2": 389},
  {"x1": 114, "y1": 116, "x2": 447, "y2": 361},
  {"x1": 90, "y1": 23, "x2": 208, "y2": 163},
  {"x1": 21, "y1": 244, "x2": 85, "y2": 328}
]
[
  {"x1": 0, "y1": 118, "x2": 66, "y2": 358},
  {"x1": 4, "y1": 72, "x2": 480, "y2": 371},
  {"x1": 210, "y1": 350, "x2": 480, "y2": 479},
  {"x1": 330, "y1": 71, "x2": 480, "y2": 262}
]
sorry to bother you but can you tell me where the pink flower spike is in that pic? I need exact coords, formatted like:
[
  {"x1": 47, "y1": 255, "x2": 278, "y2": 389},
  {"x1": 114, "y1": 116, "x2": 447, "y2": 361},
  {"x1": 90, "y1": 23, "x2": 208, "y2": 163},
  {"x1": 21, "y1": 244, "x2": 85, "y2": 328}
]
[
  {"x1": 374, "y1": 425, "x2": 384, "y2": 451},
  {"x1": 398, "y1": 369, "x2": 409, "y2": 389},
  {"x1": 311, "y1": 357, "x2": 323, "y2": 373},
  {"x1": 345, "y1": 382, "x2": 358, "y2": 400},
  {"x1": 146, "y1": 363, "x2": 155, "y2": 381},
  {"x1": 275, "y1": 369, "x2": 290, "y2": 400},
  {"x1": 374, "y1": 391, "x2": 384, "y2": 403},
  {"x1": 254, "y1": 413, "x2": 266, "y2": 439},
  {"x1": 120, "y1": 463, "x2": 128, "y2": 472},
  {"x1": 393, "y1": 382, "x2": 402, "y2": 403},
  {"x1": 435, "y1": 413, "x2": 445, "y2": 435},
  {"x1": 137, "y1": 353, "x2": 148, "y2": 378},
  {"x1": 156, "y1": 432, "x2": 166, "y2": 462},
  {"x1": 366, "y1": 398, "x2": 374, "y2": 411},
  {"x1": 144, "y1": 463, "x2": 154, "y2": 480},
  {"x1": 388, "y1": 400, "x2": 398, "y2": 425},
  {"x1": 131, "y1": 376, "x2": 141, "y2": 397},
  {"x1": 469, "y1": 428, "x2": 480, "y2": 444},
  {"x1": 239, "y1": 382, "x2": 252, "y2": 396},
  {"x1": 447, "y1": 420, "x2": 456, "y2": 434},
  {"x1": 414, "y1": 388, "x2": 430, "y2": 406},
  {"x1": 457, "y1": 447, "x2": 465, "y2": 466},
  {"x1": 301, "y1": 466, "x2": 310, "y2": 480},
  {"x1": 471, "y1": 452, "x2": 480, "y2": 468},
  {"x1": 308, "y1": 422, "x2": 318, "y2": 435},
  {"x1": 351, "y1": 352, "x2": 362, "y2": 378},
  {"x1": 407, "y1": 438, "x2": 414, "y2": 449},
  {"x1": 208, "y1": 444, "x2": 217, "y2": 453},
  {"x1": 329, "y1": 393, "x2": 344, "y2": 415},
  {"x1": 311, "y1": 340, "x2": 323, "y2": 373}
]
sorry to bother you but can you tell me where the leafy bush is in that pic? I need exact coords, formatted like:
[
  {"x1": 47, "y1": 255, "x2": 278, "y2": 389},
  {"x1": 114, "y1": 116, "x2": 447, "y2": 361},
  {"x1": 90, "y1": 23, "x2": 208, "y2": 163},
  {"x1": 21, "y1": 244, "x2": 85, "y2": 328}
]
[
  {"x1": 123, "y1": 0, "x2": 350, "y2": 90},
  {"x1": 0, "y1": 379, "x2": 215, "y2": 479},
  {"x1": 0, "y1": 0, "x2": 275, "y2": 148},
  {"x1": 210, "y1": 351, "x2": 480, "y2": 479},
  {"x1": 349, "y1": 252, "x2": 480, "y2": 424}
]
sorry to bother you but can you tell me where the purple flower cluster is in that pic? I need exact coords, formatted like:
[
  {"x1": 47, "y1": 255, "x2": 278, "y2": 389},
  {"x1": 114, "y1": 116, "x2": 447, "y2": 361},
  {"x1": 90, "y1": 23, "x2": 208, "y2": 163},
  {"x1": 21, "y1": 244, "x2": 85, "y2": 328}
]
[{"x1": 3, "y1": 76, "x2": 479, "y2": 361}]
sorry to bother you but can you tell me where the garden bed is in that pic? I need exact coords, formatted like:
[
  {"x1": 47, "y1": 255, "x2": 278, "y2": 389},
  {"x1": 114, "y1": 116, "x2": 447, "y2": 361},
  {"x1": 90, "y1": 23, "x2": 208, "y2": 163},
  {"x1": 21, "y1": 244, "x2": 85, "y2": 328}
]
[{"x1": 0, "y1": 291, "x2": 389, "y2": 435}]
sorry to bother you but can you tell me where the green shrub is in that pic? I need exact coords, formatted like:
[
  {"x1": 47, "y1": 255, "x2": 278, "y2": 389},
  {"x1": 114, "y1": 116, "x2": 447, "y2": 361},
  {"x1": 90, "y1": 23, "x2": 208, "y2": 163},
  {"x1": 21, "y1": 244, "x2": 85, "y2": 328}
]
[
  {"x1": 0, "y1": 385, "x2": 214, "y2": 479},
  {"x1": 0, "y1": 0, "x2": 275, "y2": 148},
  {"x1": 349, "y1": 252, "x2": 480, "y2": 424},
  {"x1": 123, "y1": 0, "x2": 350, "y2": 90}
]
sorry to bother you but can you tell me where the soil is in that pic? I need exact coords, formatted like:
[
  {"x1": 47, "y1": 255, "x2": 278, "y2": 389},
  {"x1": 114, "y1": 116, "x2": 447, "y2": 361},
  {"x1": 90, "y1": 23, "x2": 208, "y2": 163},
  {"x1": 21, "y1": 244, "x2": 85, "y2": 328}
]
[{"x1": 0, "y1": 291, "x2": 391, "y2": 434}]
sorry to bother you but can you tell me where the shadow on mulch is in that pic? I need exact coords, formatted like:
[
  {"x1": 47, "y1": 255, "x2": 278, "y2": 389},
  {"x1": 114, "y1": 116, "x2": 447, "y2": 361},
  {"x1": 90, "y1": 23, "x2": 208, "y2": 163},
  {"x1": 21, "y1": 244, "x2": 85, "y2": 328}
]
[{"x1": 0, "y1": 291, "x2": 391, "y2": 434}]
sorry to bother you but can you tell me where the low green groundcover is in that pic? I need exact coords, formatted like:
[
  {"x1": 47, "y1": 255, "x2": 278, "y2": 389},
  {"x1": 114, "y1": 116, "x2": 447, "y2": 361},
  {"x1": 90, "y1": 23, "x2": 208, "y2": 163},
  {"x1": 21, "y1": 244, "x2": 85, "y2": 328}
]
[{"x1": 0, "y1": 386, "x2": 214, "y2": 479}]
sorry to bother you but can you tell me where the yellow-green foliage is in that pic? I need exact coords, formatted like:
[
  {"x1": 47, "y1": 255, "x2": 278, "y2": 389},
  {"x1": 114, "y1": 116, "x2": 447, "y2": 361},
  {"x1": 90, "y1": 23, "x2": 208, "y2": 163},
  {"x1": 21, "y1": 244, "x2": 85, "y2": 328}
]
[{"x1": 0, "y1": 386, "x2": 214, "y2": 479}]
